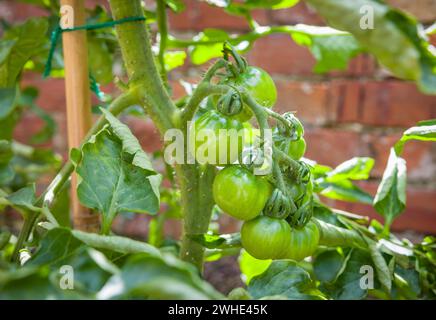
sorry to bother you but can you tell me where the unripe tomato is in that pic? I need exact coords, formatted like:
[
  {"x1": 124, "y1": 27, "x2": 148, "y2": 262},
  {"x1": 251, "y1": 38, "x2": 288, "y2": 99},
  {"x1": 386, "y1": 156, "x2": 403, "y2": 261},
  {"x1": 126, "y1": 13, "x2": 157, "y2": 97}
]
[
  {"x1": 189, "y1": 110, "x2": 244, "y2": 166},
  {"x1": 241, "y1": 215, "x2": 291, "y2": 260},
  {"x1": 220, "y1": 66, "x2": 277, "y2": 122},
  {"x1": 287, "y1": 137, "x2": 306, "y2": 160},
  {"x1": 285, "y1": 221, "x2": 320, "y2": 261},
  {"x1": 213, "y1": 166, "x2": 272, "y2": 220}
]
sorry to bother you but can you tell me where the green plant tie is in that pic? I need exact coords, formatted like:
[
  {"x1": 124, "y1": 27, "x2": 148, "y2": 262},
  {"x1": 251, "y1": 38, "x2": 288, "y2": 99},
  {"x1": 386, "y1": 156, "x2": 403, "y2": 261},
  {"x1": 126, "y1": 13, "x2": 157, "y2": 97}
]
[
  {"x1": 43, "y1": 16, "x2": 146, "y2": 98},
  {"x1": 89, "y1": 73, "x2": 104, "y2": 100}
]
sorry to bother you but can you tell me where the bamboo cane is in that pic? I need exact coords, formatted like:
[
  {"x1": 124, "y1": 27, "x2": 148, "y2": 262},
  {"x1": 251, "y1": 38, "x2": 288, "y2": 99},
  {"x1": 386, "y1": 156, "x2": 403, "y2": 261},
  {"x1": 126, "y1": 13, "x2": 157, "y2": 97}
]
[{"x1": 60, "y1": 0, "x2": 100, "y2": 232}]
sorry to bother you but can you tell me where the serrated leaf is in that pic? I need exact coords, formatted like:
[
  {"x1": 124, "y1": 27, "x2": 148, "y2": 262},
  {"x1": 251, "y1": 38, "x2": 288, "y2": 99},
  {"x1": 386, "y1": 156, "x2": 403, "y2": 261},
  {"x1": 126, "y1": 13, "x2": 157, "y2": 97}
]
[
  {"x1": 395, "y1": 124, "x2": 436, "y2": 154},
  {"x1": 305, "y1": 0, "x2": 436, "y2": 94},
  {"x1": 319, "y1": 179, "x2": 373, "y2": 204},
  {"x1": 76, "y1": 125, "x2": 161, "y2": 234},
  {"x1": 290, "y1": 25, "x2": 362, "y2": 73},
  {"x1": 314, "y1": 250, "x2": 345, "y2": 283},
  {"x1": 101, "y1": 109, "x2": 155, "y2": 174},
  {"x1": 248, "y1": 260, "x2": 321, "y2": 299},
  {"x1": 97, "y1": 253, "x2": 223, "y2": 299},
  {"x1": 5, "y1": 184, "x2": 39, "y2": 215},
  {"x1": 373, "y1": 148, "x2": 406, "y2": 227},
  {"x1": 0, "y1": 18, "x2": 48, "y2": 87},
  {"x1": 325, "y1": 157, "x2": 374, "y2": 182},
  {"x1": 323, "y1": 249, "x2": 374, "y2": 300}
]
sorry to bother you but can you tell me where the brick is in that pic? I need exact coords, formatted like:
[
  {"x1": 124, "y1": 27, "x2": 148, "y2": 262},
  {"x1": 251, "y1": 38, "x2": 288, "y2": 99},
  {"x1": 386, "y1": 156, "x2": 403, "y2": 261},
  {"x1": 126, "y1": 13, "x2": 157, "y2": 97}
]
[
  {"x1": 274, "y1": 79, "x2": 337, "y2": 126},
  {"x1": 270, "y1": 2, "x2": 324, "y2": 25},
  {"x1": 169, "y1": 0, "x2": 268, "y2": 32},
  {"x1": 336, "y1": 81, "x2": 436, "y2": 127},
  {"x1": 327, "y1": 54, "x2": 378, "y2": 78},
  {"x1": 364, "y1": 132, "x2": 436, "y2": 182},
  {"x1": 22, "y1": 74, "x2": 67, "y2": 112},
  {"x1": 324, "y1": 182, "x2": 436, "y2": 233},
  {"x1": 387, "y1": 0, "x2": 436, "y2": 23},
  {"x1": 125, "y1": 117, "x2": 163, "y2": 154},
  {"x1": 0, "y1": 1, "x2": 47, "y2": 23},
  {"x1": 304, "y1": 128, "x2": 369, "y2": 168},
  {"x1": 246, "y1": 33, "x2": 315, "y2": 75}
]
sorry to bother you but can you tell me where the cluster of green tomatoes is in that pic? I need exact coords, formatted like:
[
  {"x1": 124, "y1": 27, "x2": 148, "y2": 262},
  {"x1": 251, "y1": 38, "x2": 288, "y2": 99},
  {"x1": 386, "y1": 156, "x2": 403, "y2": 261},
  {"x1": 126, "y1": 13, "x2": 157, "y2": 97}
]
[{"x1": 190, "y1": 47, "x2": 320, "y2": 261}]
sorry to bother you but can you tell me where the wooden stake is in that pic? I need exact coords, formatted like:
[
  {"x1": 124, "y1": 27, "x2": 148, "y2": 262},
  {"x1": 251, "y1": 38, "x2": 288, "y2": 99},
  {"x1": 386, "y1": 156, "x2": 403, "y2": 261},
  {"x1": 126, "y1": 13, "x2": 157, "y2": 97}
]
[{"x1": 61, "y1": 0, "x2": 100, "y2": 232}]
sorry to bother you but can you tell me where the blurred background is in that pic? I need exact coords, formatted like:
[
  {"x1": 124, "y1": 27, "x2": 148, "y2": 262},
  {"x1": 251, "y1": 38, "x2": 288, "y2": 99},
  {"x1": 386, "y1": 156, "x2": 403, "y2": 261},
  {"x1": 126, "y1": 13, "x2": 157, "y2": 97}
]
[{"x1": 1, "y1": 0, "x2": 435, "y2": 252}]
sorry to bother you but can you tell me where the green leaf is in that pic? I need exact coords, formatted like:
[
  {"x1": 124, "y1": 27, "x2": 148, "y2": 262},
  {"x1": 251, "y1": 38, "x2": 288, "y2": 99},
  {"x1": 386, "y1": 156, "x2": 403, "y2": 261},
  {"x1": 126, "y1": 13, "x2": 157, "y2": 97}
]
[
  {"x1": 305, "y1": 0, "x2": 436, "y2": 94},
  {"x1": 0, "y1": 87, "x2": 18, "y2": 119},
  {"x1": 325, "y1": 157, "x2": 374, "y2": 182},
  {"x1": 0, "y1": 18, "x2": 48, "y2": 87},
  {"x1": 98, "y1": 253, "x2": 224, "y2": 299},
  {"x1": 50, "y1": 182, "x2": 71, "y2": 228},
  {"x1": 5, "y1": 184, "x2": 39, "y2": 215},
  {"x1": 238, "y1": 249, "x2": 271, "y2": 284},
  {"x1": 0, "y1": 110, "x2": 20, "y2": 141},
  {"x1": 88, "y1": 36, "x2": 113, "y2": 85},
  {"x1": 101, "y1": 108, "x2": 156, "y2": 174},
  {"x1": 190, "y1": 29, "x2": 229, "y2": 65},
  {"x1": 0, "y1": 266, "x2": 63, "y2": 299},
  {"x1": 373, "y1": 148, "x2": 406, "y2": 227},
  {"x1": 242, "y1": 0, "x2": 299, "y2": 10},
  {"x1": 164, "y1": 50, "x2": 187, "y2": 71},
  {"x1": 72, "y1": 230, "x2": 161, "y2": 257},
  {"x1": 314, "y1": 249, "x2": 344, "y2": 283},
  {"x1": 165, "y1": 0, "x2": 186, "y2": 13},
  {"x1": 290, "y1": 25, "x2": 362, "y2": 73},
  {"x1": 248, "y1": 260, "x2": 321, "y2": 300},
  {"x1": 323, "y1": 249, "x2": 374, "y2": 300},
  {"x1": 392, "y1": 265, "x2": 420, "y2": 299},
  {"x1": 319, "y1": 179, "x2": 373, "y2": 204},
  {"x1": 27, "y1": 228, "x2": 117, "y2": 295},
  {"x1": 189, "y1": 232, "x2": 241, "y2": 249},
  {"x1": 29, "y1": 228, "x2": 83, "y2": 266},
  {"x1": 76, "y1": 111, "x2": 161, "y2": 233},
  {"x1": 395, "y1": 124, "x2": 436, "y2": 155},
  {"x1": 366, "y1": 239, "x2": 392, "y2": 293}
]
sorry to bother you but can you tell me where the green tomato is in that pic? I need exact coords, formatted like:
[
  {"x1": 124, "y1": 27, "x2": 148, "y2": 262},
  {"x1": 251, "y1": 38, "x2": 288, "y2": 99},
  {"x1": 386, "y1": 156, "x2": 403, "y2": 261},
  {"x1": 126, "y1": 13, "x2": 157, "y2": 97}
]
[
  {"x1": 287, "y1": 137, "x2": 306, "y2": 160},
  {"x1": 220, "y1": 66, "x2": 277, "y2": 122},
  {"x1": 285, "y1": 221, "x2": 320, "y2": 261},
  {"x1": 241, "y1": 215, "x2": 292, "y2": 260},
  {"x1": 213, "y1": 166, "x2": 272, "y2": 220},
  {"x1": 189, "y1": 110, "x2": 244, "y2": 166}
]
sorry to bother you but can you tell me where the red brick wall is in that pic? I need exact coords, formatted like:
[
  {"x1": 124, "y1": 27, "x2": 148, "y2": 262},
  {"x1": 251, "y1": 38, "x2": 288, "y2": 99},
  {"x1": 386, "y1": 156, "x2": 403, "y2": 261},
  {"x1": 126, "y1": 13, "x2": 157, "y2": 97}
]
[{"x1": 1, "y1": 0, "x2": 436, "y2": 234}]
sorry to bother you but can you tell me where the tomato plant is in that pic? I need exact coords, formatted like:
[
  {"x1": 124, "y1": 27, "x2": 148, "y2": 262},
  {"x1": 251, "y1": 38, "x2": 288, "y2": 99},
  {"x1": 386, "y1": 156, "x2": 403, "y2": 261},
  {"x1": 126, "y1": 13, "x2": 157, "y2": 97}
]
[{"x1": 0, "y1": 0, "x2": 435, "y2": 301}]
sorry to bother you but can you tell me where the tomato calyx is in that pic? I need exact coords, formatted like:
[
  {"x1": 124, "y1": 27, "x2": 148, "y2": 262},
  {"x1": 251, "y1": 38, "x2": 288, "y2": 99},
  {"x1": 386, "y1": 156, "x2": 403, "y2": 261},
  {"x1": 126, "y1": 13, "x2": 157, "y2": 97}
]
[
  {"x1": 223, "y1": 41, "x2": 248, "y2": 76},
  {"x1": 264, "y1": 188, "x2": 295, "y2": 219},
  {"x1": 216, "y1": 87, "x2": 243, "y2": 117},
  {"x1": 276, "y1": 112, "x2": 304, "y2": 140}
]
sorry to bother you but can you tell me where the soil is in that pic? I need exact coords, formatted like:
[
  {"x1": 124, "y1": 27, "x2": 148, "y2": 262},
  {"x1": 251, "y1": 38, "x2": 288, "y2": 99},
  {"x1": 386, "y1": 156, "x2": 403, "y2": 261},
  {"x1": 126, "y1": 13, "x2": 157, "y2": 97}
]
[{"x1": 204, "y1": 256, "x2": 245, "y2": 295}]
